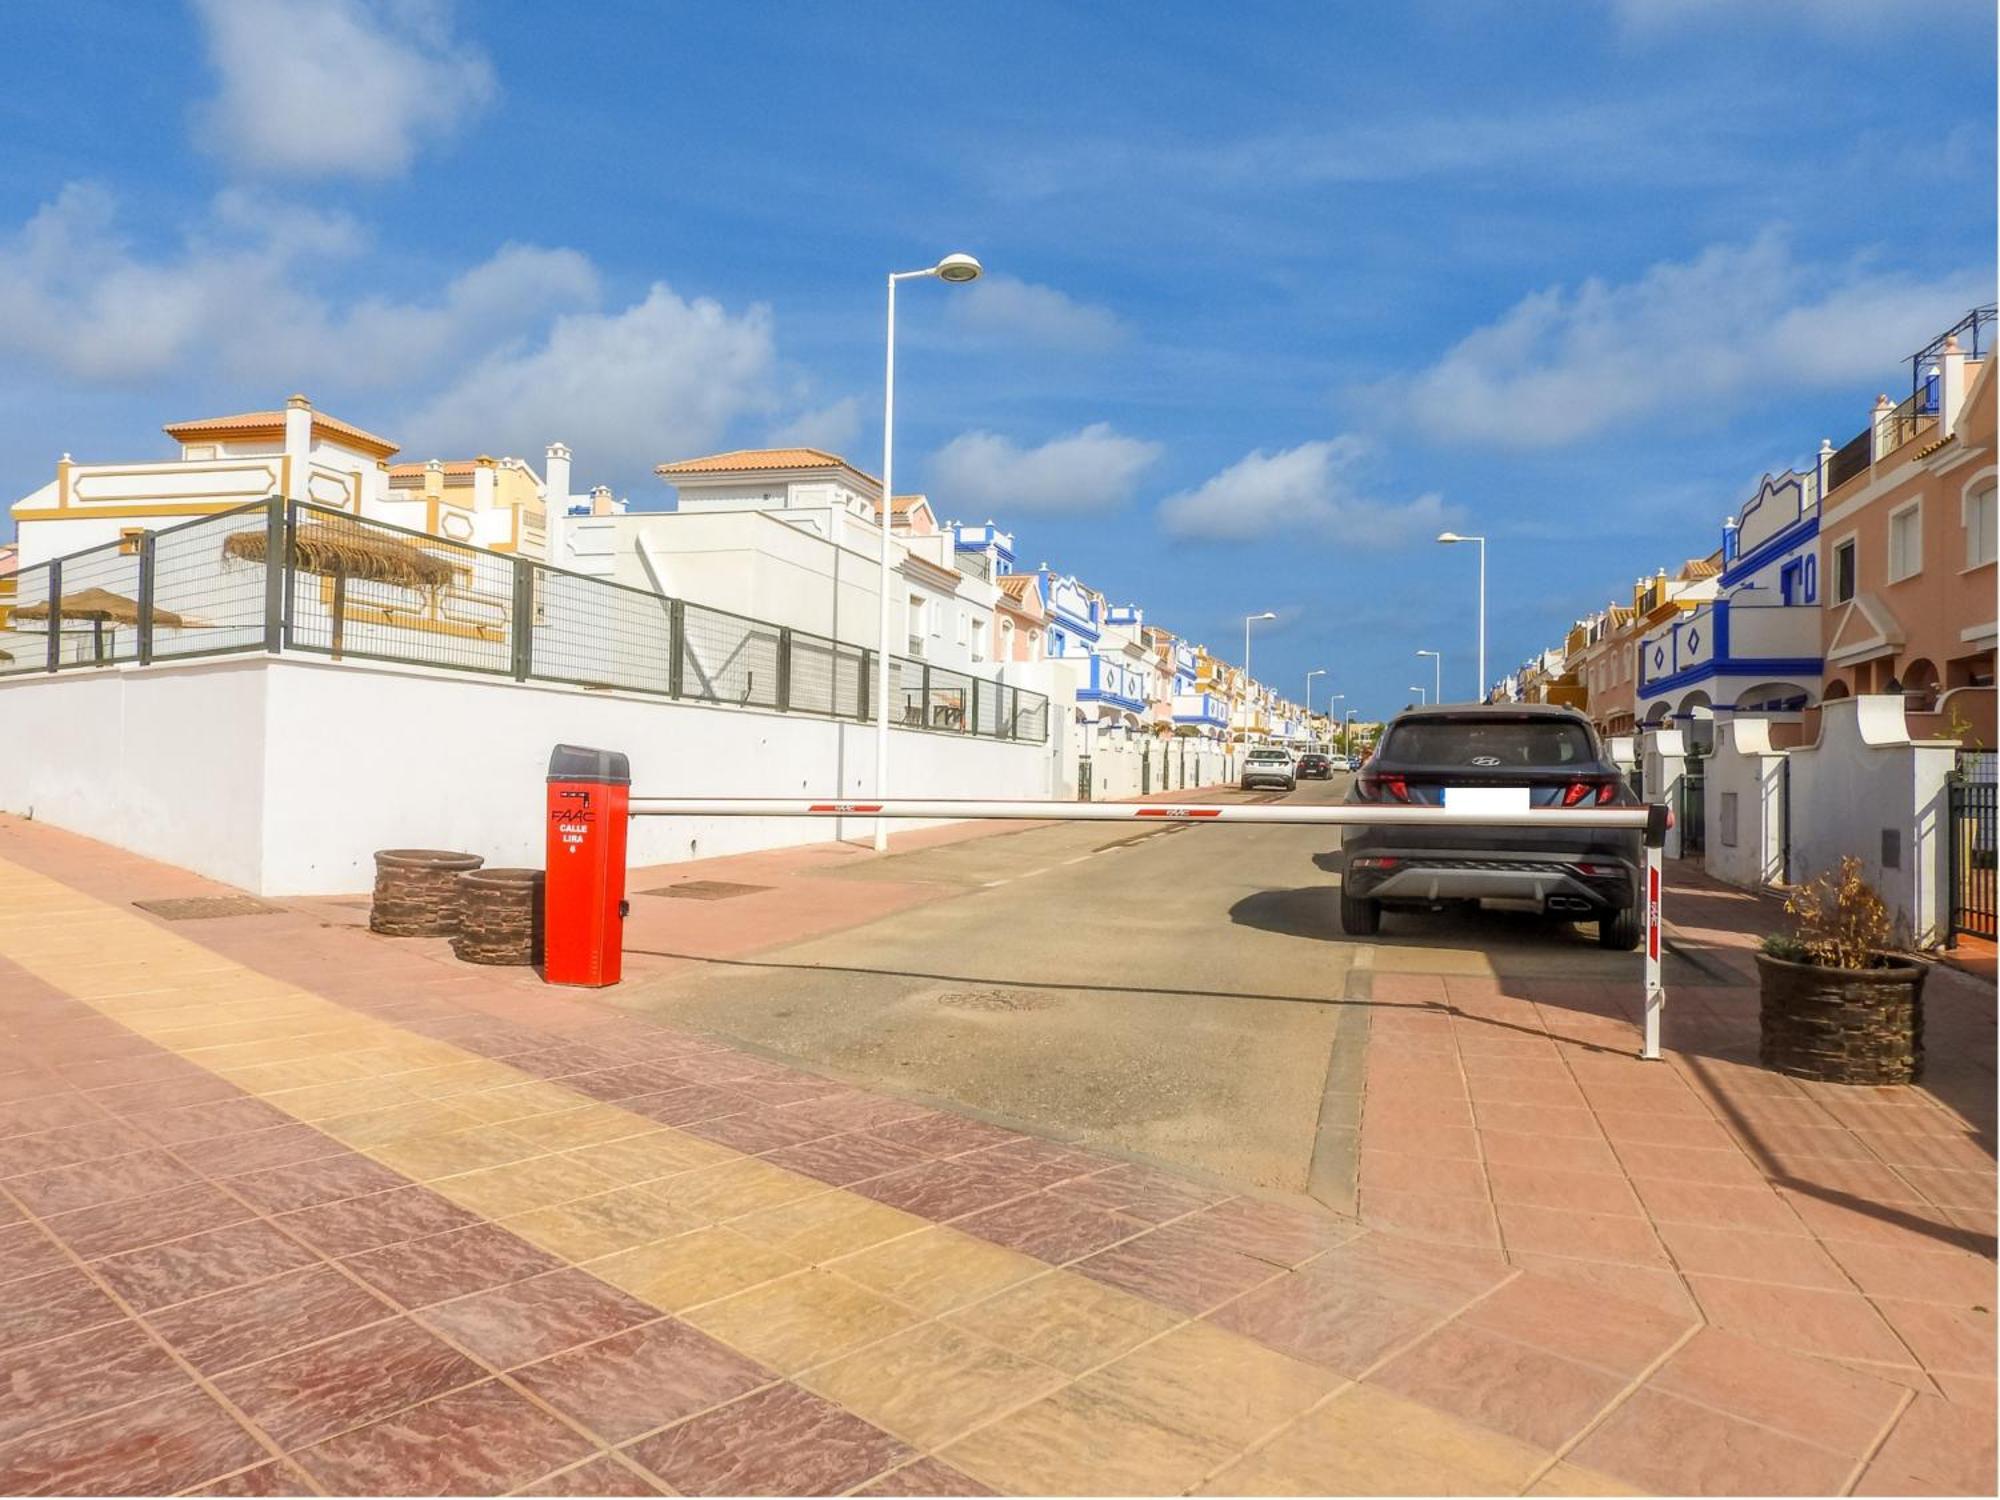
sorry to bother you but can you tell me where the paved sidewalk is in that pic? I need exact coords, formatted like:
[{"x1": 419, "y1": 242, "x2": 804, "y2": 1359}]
[{"x1": 0, "y1": 815, "x2": 1993, "y2": 1495}]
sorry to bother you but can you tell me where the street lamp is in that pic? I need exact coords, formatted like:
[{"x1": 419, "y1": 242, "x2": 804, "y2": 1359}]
[
  {"x1": 1323, "y1": 691, "x2": 1344, "y2": 754},
  {"x1": 1437, "y1": 531, "x2": 1487, "y2": 703},
  {"x1": 1343, "y1": 707, "x2": 1357, "y2": 760},
  {"x1": 1416, "y1": 648, "x2": 1441, "y2": 704},
  {"x1": 874, "y1": 251, "x2": 983, "y2": 850},
  {"x1": 1305, "y1": 668, "x2": 1326, "y2": 722},
  {"x1": 1409, "y1": 684, "x2": 1427, "y2": 705},
  {"x1": 1243, "y1": 611, "x2": 1276, "y2": 742}
]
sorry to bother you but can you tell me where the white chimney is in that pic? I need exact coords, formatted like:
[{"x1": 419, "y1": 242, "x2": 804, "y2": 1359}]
[
  {"x1": 473, "y1": 455, "x2": 497, "y2": 511},
  {"x1": 1937, "y1": 337, "x2": 1966, "y2": 438},
  {"x1": 283, "y1": 394, "x2": 312, "y2": 500},
  {"x1": 545, "y1": 442, "x2": 572, "y2": 513}
]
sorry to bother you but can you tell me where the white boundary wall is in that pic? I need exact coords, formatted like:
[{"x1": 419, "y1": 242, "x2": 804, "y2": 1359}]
[
  {"x1": 1776, "y1": 695, "x2": 1959, "y2": 947},
  {"x1": 1639, "y1": 728, "x2": 1688, "y2": 860},
  {"x1": 1703, "y1": 718, "x2": 1788, "y2": 891},
  {"x1": 0, "y1": 656, "x2": 1063, "y2": 896}
]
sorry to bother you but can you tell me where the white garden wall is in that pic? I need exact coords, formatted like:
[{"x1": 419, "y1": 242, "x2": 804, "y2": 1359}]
[
  {"x1": 0, "y1": 655, "x2": 1066, "y2": 896},
  {"x1": 1783, "y1": 695, "x2": 1959, "y2": 946},
  {"x1": 1703, "y1": 718, "x2": 1788, "y2": 891}
]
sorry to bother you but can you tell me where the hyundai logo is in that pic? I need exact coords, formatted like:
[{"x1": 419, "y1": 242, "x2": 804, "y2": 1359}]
[{"x1": 1471, "y1": 755, "x2": 1502, "y2": 766}]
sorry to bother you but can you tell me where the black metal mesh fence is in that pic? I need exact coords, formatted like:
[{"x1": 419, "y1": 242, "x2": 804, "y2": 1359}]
[{"x1": 7, "y1": 497, "x2": 1052, "y2": 743}]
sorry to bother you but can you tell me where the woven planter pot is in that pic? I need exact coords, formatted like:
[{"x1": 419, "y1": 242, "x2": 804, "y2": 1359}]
[
  {"x1": 1755, "y1": 951, "x2": 1928, "y2": 1085},
  {"x1": 452, "y1": 868, "x2": 544, "y2": 966},
  {"x1": 370, "y1": 849, "x2": 484, "y2": 937}
]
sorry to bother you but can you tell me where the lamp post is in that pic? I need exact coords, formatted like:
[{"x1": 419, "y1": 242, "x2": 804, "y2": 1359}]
[
  {"x1": 1305, "y1": 668, "x2": 1326, "y2": 723},
  {"x1": 1417, "y1": 648, "x2": 1441, "y2": 704},
  {"x1": 1242, "y1": 611, "x2": 1275, "y2": 743},
  {"x1": 874, "y1": 251, "x2": 982, "y2": 851},
  {"x1": 1343, "y1": 707, "x2": 1357, "y2": 760},
  {"x1": 1437, "y1": 531, "x2": 1487, "y2": 703},
  {"x1": 1324, "y1": 691, "x2": 1344, "y2": 752},
  {"x1": 1409, "y1": 684, "x2": 1427, "y2": 705}
]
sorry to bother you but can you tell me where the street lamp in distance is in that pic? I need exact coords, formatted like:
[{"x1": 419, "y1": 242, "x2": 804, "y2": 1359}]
[
  {"x1": 1437, "y1": 530, "x2": 1487, "y2": 702},
  {"x1": 1409, "y1": 684, "x2": 1427, "y2": 705},
  {"x1": 1416, "y1": 648, "x2": 1441, "y2": 704}
]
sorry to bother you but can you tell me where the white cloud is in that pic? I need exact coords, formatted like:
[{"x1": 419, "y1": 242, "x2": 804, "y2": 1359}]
[
  {"x1": 1158, "y1": 438, "x2": 1455, "y2": 546},
  {"x1": 0, "y1": 183, "x2": 597, "y2": 388},
  {"x1": 407, "y1": 286, "x2": 778, "y2": 476},
  {"x1": 765, "y1": 396, "x2": 864, "y2": 455},
  {"x1": 1407, "y1": 231, "x2": 1992, "y2": 447},
  {"x1": 192, "y1": 0, "x2": 495, "y2": 179},
  {"x1": 929, "y1": 423, "x2": 1160, "y2": 515},
  {"x1": 947, "y1": 275, "x2": 1126, "y2": 351}
]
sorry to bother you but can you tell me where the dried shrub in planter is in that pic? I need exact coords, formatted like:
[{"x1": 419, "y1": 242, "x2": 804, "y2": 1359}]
[{"x1": 1755, "y1": 856, "x2": 1925, "y2": 1084}]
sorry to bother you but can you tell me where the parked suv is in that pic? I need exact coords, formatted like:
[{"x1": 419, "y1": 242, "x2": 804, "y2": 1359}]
[
  {"x1": 1240, "y1": 747, "x2": 1298, "y2": 791},
  {"x1": 1340, "y1": 704, "x2": 1644, "y2": 948}
]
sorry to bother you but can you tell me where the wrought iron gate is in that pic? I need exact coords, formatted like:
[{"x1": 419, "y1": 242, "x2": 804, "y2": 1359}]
[{"x1": 1948, "y1": 752, "x2": 1996, "y2": 946}]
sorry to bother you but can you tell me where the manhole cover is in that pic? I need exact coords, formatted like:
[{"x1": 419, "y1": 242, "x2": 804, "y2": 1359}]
[
  {"x1": 934, "y1": 988, "x2": 1054, "y2": 1013},
  {"x1": 638, "y1": 881, "x2": 773, "y2": 901},
  {"x1": 134, "y1": 896, "x2": 286, "y2": 921}
]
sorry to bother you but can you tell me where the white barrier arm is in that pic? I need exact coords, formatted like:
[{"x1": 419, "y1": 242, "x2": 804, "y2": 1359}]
[{"x1": 627, "y1": 797, "x2": 1658, "y2": 832}]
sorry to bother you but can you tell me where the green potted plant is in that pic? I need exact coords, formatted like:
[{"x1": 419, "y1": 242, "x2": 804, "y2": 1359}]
[{"x1": 1756, "y1": 856, "x2": 1928, "y2": 1084}]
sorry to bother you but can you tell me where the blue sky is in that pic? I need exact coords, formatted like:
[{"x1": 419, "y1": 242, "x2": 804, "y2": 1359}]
[{"x1": 2, "y1": 0, "x2": 1993, "y2": 718}]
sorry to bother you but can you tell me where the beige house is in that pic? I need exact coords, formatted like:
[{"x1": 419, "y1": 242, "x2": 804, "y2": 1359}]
[{"x1": 1819, "y1": 340, "x2": 1996, "y2": 741}]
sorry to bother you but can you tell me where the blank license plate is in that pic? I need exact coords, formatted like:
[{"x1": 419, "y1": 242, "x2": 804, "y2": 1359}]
[{"x1": 1443, "y1": 786, "x2": 1531, "y2": 813}]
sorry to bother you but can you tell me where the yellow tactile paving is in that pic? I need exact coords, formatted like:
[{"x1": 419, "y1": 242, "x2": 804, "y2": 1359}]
[
  {"x1": 0, "y1": 856, "x2": 1584, "y2": 1495},
  {"x1": 800, "y1": 1320, "x2": 1068, "y2": 1450},
  {"x1": 1076, "y1": 1319, "x2": 1341, "y2": 1450}
]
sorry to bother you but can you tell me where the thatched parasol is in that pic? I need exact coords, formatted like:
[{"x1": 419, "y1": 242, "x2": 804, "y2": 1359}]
[
  {"x1": 14, "y1": 586, "x2": 185, "y2": 628},
  {"x1": 13, "y1": 586, "x2": 184, "y2": 664},
  {"x1": 224, "y1": 523, "x2": 455, "y2": 589}
]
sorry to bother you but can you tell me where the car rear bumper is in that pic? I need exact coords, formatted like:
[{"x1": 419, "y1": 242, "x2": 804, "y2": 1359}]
[
  {"x1": 1342, "y1": 843, "x2": 1638, "y2": 913},
  {"x1": 1242, "y1": 773, "x2": 1295, "y2": 787}
]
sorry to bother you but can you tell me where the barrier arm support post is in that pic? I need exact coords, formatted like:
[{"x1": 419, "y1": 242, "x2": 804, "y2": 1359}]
[{"x1": 1642, "y1": 802, "x2": 1670, "y2": 1062}]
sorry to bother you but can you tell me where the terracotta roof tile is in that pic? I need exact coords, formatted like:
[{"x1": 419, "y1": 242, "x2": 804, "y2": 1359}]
[
  {"x1": 163, "y1": 408, "x2": 399, "y2": 458},
  {"x1": 997, "y1": 574, "x2": 1037, "y2": 599},
  {"x1": 654, "y1": 447, "x2": 875, "y2": 480}
]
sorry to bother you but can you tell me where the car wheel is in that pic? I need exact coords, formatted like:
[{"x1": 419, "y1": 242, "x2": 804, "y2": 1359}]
[
  {"x1": 1598, "y1": 907, "x2": 1642, "y2": 950},
  {"x1": 1340, "y1": 890, "x2": 1381, "y2": 936}
]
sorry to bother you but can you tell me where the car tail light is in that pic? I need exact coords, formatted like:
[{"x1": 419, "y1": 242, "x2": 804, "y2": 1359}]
[
  {"x1": 1351, "y1": 856, "x2": 1400, "y2": 870},
  {"x1": 1358, "y1": 772, "x2": 1411, "y2": 803},
  {"x1": 1560, "y1": 779, "x2": 1620, "y2": 806},
  {"x1": 1572, "y1": 861, "x2": 1622, "y2": 878}
]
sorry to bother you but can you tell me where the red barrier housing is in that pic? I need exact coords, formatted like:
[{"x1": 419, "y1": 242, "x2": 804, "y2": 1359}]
[{"x1": 544, "y1": 744, "x2": 630, "y2": 987}]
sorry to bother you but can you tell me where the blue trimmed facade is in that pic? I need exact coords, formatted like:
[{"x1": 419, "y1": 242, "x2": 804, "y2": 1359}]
[{"x1": 1638, "y1": 468, "x2": 1824, "y2": 723}]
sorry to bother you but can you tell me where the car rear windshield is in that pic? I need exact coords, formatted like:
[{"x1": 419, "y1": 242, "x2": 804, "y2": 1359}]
[
  {"x1": 1379, "y1": 717, "x2": 1595, "y2": 768},
  {"x1": 1248, "y1": 750, "x2": 1291, "y2": 761}
]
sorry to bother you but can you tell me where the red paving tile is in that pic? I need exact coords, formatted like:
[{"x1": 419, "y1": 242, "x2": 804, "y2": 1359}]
[
  {"x1": 957, "y1": 1190, "x2": 1138, "y2": 1263},
  {"x1": 0, "y1": 1318, "x2": 185, "y2": 1445},
  {"x1": 3, "y1": 1146, "x2": 203, "y2": 1216},
  {"x1": 0, "y1": 1386, "x2": 269, "y2": 1497},
  {"x1": 44, "y1": 1181, "x2": 257, "y2": 1260},
  {"x1": 1857, "y1": 1392, "x2": 2000, "y2": 1496},
  {"x1": 293, "y1": 1379, "x2": 596, "y2": 1495},
  {"x1": 513, "y1": 1318, "x2": 774, "y2": 1442},
  {"x1": 273, "y1": 1183, "x2": 482, "y2": 1258},
  {"x1": 514, "y1": 1454, "x2": 666, "y2": 1495},
  {"x1": 1687, "y1": 1275, "x2": 1918, "y2": 1366},
  {"x1": 1180, "y1": 1194, "x2": 1357, "y2": 1267},
  {"x1": 623, "y1": 1383, "x2": 912, "y2": 1497},
  {"x1": 1369, "y1": 1320, "x2": 1626, "y2": 1449},
  {"x1": 149, "y1": 1263, "x2": 395, "y2": 1375},
  {"x1": 1208, "y1": 1265, "x2": 1444, "y2": 1375},
  {"x1": 1573, "y1": 1385, "x2": 1859, "y2": 1495},
  {"x1": 95, "y1": 1215, "x2": 323, "y2": 1311},
  {"x1": 1461, "y1": 1270, "x2": 1694, "y2": 1377},
  {"x1": 212, "y1": 1316, "x2": 486, "y2": 1450},
  {"x1": 418, "y1": 1268, "x2": 661, "y2": 1369},
  {"x1": 1072, "y1": 1220, "x2": 1281, "y2": 1315},
  {"x1": 344, "y1": 1222, "x2": 565, "y2": 1309},
  {"x1": 855, "y1": 1456, "x2": 998, "y2": 1495},
  {"x1": 0, "y1": 1265, "x2": 124, "y2": 1351},
  {"x1": 1649, "y1": 1327, "x2": 1908, "y2": 1456}
]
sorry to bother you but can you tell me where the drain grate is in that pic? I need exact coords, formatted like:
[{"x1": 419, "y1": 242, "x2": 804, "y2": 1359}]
[
  {"x1": 638, "y1": 880, "x2": 773, "y2": 901},
  {"x1": 134, "y1": 896, "x2": 287, "y2": 921},
  {"x1": 934, "y1": 988, "x2": 1054, "y2": 1013}
]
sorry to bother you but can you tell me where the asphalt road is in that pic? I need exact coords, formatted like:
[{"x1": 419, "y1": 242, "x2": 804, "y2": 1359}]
[{"x1": 621, "y1": 773, "x2": 1644, "y2": 1199}]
